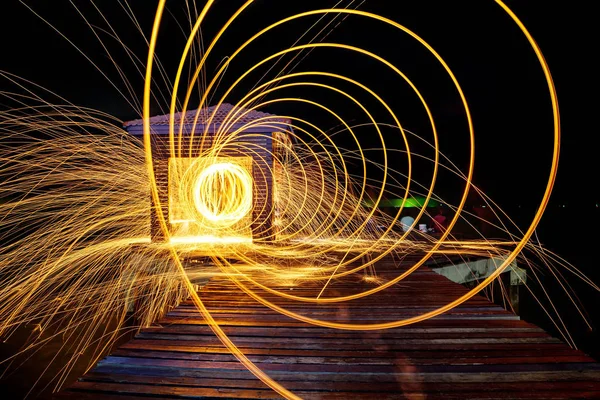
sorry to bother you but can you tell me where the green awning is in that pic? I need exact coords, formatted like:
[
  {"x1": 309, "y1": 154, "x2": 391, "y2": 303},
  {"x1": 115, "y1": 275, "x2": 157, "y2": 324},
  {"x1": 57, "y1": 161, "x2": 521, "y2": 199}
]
[{"x1": 363, "y1": 196, "x2": 439, "y2": 208}]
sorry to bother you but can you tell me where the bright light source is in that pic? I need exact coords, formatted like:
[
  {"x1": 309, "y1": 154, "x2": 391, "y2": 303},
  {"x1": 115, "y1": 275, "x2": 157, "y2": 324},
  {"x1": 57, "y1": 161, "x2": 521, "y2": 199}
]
[
  {"x1": 169, "y1": 156, "x2": 253, "y2": 243},
  {"x1": 193, "y1": 162, "x2": 253, "y2": 224}
]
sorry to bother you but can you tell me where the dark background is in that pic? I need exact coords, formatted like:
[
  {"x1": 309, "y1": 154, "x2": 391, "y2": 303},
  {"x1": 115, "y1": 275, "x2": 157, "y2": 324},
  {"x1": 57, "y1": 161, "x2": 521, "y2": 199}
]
[{"x1": 2, "y1": 1, "x2": 597, "y2": 205}]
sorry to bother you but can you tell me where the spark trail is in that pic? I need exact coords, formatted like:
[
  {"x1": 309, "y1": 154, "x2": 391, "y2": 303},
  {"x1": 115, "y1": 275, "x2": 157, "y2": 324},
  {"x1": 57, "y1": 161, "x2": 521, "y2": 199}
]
[{"x1": 0, "y1": 1, "x2": 596, "y2": 398}]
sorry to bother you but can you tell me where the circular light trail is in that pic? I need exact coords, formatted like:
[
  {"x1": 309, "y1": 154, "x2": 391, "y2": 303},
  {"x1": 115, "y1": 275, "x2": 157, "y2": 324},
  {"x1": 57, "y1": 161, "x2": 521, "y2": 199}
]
[
  {"x1": 0, "y1": 1, "x2": 574, "y2": 399},
  {"x1": 192, "y1": 162, "x2": 253, "y2": 225},
  {"x1": 138, "y1": 2, "x2": 563, "y2": 398}
]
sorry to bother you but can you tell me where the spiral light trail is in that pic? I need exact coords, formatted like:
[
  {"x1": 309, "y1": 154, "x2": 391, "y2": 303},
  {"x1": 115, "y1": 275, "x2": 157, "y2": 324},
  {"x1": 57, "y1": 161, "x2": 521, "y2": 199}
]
[{"x1": 0, "y1": 1, "x2": 595, "y2": 398}]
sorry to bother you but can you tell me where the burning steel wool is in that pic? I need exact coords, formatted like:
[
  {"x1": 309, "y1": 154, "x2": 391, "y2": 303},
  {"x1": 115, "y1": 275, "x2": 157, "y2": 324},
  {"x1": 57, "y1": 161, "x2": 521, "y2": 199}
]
[{"x1": 0, "y1": 1, "x2": 597, "y2": 398}]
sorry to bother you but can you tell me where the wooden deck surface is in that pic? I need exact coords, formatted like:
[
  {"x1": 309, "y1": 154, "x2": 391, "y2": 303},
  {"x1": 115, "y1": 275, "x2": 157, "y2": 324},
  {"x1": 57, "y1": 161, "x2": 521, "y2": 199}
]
[{"x1": 56, "y1": 257, "x2": 600, "y2": 399}]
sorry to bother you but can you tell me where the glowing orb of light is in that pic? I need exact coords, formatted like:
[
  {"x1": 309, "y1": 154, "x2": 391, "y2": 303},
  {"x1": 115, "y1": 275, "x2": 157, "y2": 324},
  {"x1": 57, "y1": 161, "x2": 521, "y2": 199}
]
[{"x1": 192, "y1": 161, "x2": 253, "y2": 225}]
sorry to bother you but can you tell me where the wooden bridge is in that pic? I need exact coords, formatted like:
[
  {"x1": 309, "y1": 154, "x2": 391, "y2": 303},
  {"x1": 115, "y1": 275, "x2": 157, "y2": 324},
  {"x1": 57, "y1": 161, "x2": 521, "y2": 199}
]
[{"x1": 56, "y1": 257, "x2": 600, "y2": 399}]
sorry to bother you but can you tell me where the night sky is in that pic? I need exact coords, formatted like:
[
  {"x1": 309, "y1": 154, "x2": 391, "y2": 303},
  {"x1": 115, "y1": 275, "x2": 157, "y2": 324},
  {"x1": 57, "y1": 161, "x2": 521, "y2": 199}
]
[{"x1": 0, "y1": 1, "x2": 598, "y2": 208}]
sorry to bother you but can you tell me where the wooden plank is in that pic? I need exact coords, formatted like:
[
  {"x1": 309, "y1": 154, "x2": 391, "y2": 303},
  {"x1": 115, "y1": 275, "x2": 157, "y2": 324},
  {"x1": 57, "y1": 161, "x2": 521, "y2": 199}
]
[{"x1": 55, "y1": 256, "x2": 600, "y2": 399}]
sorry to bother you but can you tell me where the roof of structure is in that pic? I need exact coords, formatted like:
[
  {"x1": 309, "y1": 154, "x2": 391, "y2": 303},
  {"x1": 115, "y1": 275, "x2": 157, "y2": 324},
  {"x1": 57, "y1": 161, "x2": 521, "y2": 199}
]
[{"x1": 123, "y1": 103, "x2": 290, "y2": 128}]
